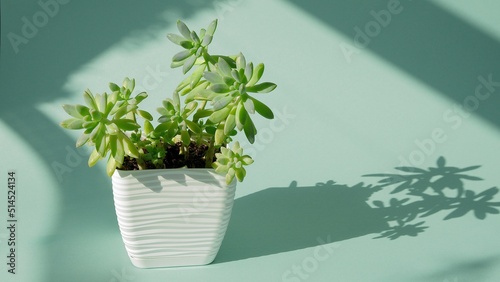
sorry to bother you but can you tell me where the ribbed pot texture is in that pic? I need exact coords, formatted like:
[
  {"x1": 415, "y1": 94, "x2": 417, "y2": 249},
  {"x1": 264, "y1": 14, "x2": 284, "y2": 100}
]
[{"x1": 111, "y1": 168, "x2": 236, "y2": 268}]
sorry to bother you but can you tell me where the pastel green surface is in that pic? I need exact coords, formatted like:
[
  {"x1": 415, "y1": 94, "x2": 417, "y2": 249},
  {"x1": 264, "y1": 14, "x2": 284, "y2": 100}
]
[{"x1": 1, "y1": 0, "x2": 500, "y2": 281}]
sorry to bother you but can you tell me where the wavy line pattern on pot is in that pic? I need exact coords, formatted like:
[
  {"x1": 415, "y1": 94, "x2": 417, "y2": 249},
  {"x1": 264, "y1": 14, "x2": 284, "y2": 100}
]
[{"x1": 112, "y1": 168, "x2": 236, "y2": 268}]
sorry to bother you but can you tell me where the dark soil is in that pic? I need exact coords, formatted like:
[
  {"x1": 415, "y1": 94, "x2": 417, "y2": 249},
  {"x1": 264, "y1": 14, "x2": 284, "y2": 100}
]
[{"x1": 119, "y1": 141, "x2": 216, "y2": 170}]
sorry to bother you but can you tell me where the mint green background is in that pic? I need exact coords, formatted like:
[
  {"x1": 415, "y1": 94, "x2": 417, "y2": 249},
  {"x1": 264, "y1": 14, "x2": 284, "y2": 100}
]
[{"x1": 1, "y1": 0, "x2": 500, "y2": 281}]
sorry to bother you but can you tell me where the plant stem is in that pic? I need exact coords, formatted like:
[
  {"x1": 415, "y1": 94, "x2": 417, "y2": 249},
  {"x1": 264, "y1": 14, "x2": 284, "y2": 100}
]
[{"x1": 205, "y1": 137, "x2": 216, "y2": 168}]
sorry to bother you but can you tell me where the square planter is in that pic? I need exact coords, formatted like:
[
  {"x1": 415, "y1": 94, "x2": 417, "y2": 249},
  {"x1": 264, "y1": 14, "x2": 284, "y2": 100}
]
[{"x1": 111, "y1": 168, "x2": 236, "y2": 268}]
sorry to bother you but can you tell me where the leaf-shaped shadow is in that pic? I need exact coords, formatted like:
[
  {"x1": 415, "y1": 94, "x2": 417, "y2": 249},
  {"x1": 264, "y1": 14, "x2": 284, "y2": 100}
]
[
  {"x1": 216, "y1": 157, "x2": 500, "y2": 262},
  {"x1": 365, "y1": 157, "x2": 500, "y2": 240}
]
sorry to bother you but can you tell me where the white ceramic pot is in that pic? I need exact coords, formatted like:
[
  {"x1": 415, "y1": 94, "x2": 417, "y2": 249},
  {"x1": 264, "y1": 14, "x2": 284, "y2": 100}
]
[{"x1": 111, "y1": 168, "x2": 236, "y2": 268}]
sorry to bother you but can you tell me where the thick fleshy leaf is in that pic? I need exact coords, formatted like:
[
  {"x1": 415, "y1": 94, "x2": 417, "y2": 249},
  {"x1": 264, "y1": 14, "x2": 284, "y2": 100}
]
[
  {"x1": 204, "y1": 71, "x2": 224, "y2": 84},
  {"x1": 88, "y1": 149, "x2": 101, "y2": 167},
  {"x1": 83, "y1": 89, "x2": 98, "y2": 110},
  {"x1": 106, "y1": 156, "x2": 117, "y2": 177},
  {"x1": 206, "y1": 19, "x2": 218, "y2": 37},
  {"x1": 247, "y1": 63, "x2": 264, "y2": 86},
  {"x1": 105, "y1": 123, "x2": 119, "y2": 135},
  {"x1": 246, "y1": 82, "x2": 277, "y2": 93},
  {"x1": 236, "y1": 53, "x2": 246, "y2": 70},
  {"x1": 114, "y1": 119, "x2": 140, "y2": 131},
  {"x1": 243, "y1": 117, "x2": 256, "y2": 144},
  {"x1": 241, "y1": 155, "x2": 254, "y2": 165},
  {"x1": 181, "y1": 130, "x2": 190, "y2": 145},
  {"x1": 121, "y1": 134, "x2": 139, "y2": 158},
  {"x1": 193, "y1": 109, "x2": 213, "y2": 120},
  {"x1": 185, "y1": 120, "x2": 201, "y2": 134},
  {"x1": 212, "y1": 95, "x2": 233, "y2": 111},
  {"x1": 167, "y1": 33, "x2": 186, "y2": 45},
  {"x1": 180, "y1": 41, "x2": 194, "y2": 49},
  {"x1": 183, "y1": 55, "x2": 197, "y2": 74},
  {"x1": 215, "y1": 123, "x2": 226, "y2": 145},
  {"x1": 224, "y1": 113, "x2": 236, "y2": 135},
  {"x1": 202, "y1": 34, "x2": 213, "y2": 46},
  {"x1": 109, "y1": 82, "x2": 120, "y2": 92},
  {"x1": 143, "y1": 120, "x2": 154, "y2": 135},
  {"x1": 62, "y1": 104, "x2": 88, "y2": 118},
  {"x1": 183, "y1": 101, "x2": 198, "y2": 117},
  {"x1": 190, "y1": 30, "x2": 200, "y2": 44},
  {"x1": 226, "y1": 167, "x2": 235, "y2": 184},
  {"x1": 177, "y1": 20, "x2": 192, "y2": 39},
  {"x1": 189, "y1": 65, "x2": 206, "y2": 88},
  {"x1": 210, "y1": 83, "x2": 230, "y2": 93},
  {"x1": 209, "y1": 107, "x2": 231, "y2": 123},
  {"x1": 250, "y1": 97, "x2": 274, "y2": 119},
  {"x1": 245, "y1": 63, "x2": 253, "y2": 81},
  {"x1": 138, "y1": 110, "x2": 153, "y2": 121},
  {"x1": 60, "y1": 118, "x2": 85, "y2": 129},
  {"x1": 76, "y1": 133, "x2": 90, "y2": 147},
  {"x1": 236, "y1": 103, "x2": 248, "y2": 130},
  {"x1": 217, "y1": 57, "x2": 232, "y2": 77},
  {"x1": 173, "y1": 50, "x2": 192, "y2": 62},
  {"x1": 235, "y1": 167, "x2": 246, "y2": 182},
  {"x1": 243, "y1": 98, "x2": 255, "y2": 114}
]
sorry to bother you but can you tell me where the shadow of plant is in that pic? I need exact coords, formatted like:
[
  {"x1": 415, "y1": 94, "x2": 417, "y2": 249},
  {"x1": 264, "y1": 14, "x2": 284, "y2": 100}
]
[
  {"x1": 216, "y1": 157, "x2": 500, "y2": 262},
  {"x1": 364, "y1": 156, "x2": 500, "y2": 240}
]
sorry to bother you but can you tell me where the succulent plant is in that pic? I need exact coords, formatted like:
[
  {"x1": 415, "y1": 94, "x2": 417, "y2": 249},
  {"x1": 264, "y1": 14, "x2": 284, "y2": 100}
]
[{"x1": 60, "y1": 19, "x2": 277, "y2": 184}]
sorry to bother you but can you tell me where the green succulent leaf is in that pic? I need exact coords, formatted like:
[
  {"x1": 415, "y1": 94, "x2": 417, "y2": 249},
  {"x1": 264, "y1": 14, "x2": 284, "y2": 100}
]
[
  {"x1": 236, "y1": 53, "x2": 246, "y2": 70},
  {"x1": 246, "y1": 82, "x2": 277, "y2": 93},
  {"x1": 236, "y1": 103, "x2": 248, "y2": 130},
  {"x1": 183, "y1": 55, "x2": 197, "y2": 74},
  {"x1": 167, "y1": 33, "x2": 186, "y2": 45},
  {"x1": 204, "y1": 71, "x2": 224, "y2": 84},
  {"x1": 247, "y1": 63, "x2": 264, "y2": 86},
  {"x1": 173, "y1": 50, "x2": 192, "y2": 62},
  {"x1": 243, "y1": 117, "x2": 256, "y2": 144},
  {"x1": 83, "y1": 90, "x2": 98, "y2": 110},
  {"x1": 114, "y1": 119, "x2": 140, "y2": 131},
  {"x1": 217, "y1": 57, "x2": 232, "y2": 77},
  {"x1": 181, "y1": 130, "x2": 191, "y2": 145},
  {"x1": 206, "y1": 19, "x2": 218, "y2": 37},
  {"x1": 76, "y1": 133, "x2": 90, "y2": 147},
  {"x1": 190, "y1": 30, "x2": 200, "y2": 44},
  {"x1": 62, "y1": 104, "x2": 88, "y2": 118},
  {"x1": 210, "y1": 83, "x2": 230, "y2": 94},
  {"x1": 60, "y1": 118, "x2": 85, "y2": 130},
  {"x1": 202, "y1": 35, "x2": 213, "y2": 46},
  {"x1": 212, "y1": 95, "x2": 233, "y2": 111},
  {"x1": 224, "y1": 113, "x2": 236, "y2": 135},
  {"x1": 138, "y1": 110, "x2": 153, "y2": 121},
  {"x1": 210, "y1": 104, "x2": 232, "y2": 121},
  {"x1": 250, "y1": 97, "x2": 274, "y2": 119},
  {"x1": 88, "y1": 149, "x2": 101, "y2": 167},
  {"x1": 243, "y1": 98, "x2": 255, "y2": 114},
  {"x1": 177, "y1": 20, "x2": 192, "y2": 39},
  {"x1": 185, "y1": 119, "x2": 202, "y2": 134},
  {"x1": 180, "y1": 41, "x2": 194, "y2": 49},
  {"x1": 106, "y1": 156, "x2": 117, "y2": 177},
  {"x1": 215, "y1": 123, "x2": 226, "y2": 145}
]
